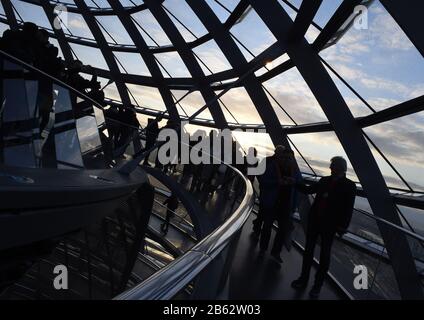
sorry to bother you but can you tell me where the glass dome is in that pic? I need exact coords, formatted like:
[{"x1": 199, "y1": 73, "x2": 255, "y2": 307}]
[{"x1": 0, "y1": 0, "x2": 423, "y2": 299}]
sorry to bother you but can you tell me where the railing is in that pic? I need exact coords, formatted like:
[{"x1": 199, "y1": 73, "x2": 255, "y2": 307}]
[
  {"x1": 115, "y1": 162, "x2": 255, "y2": 299},
  {"x1": 287, "y1": 177, "x2": 424, "y2": 300}
]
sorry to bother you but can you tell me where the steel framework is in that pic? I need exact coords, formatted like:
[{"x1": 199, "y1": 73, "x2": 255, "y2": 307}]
[{"x1": 1, "y1": 0, "x2": 423, "y2": 299}]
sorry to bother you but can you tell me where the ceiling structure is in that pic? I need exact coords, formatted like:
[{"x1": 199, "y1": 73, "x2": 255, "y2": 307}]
[{"x1": 0, "y1": 0, "x2": 423, "y2": 298}]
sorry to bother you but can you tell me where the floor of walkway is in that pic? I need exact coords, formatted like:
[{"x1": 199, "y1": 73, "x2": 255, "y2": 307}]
[{"x1": 229, "y1": 215, "x2": 345, "y2": 300}]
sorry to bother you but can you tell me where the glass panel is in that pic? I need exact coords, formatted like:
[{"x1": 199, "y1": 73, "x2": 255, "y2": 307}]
[
  {"x1": 11, "y1": 0, "x2": 51, "y2": 29},
  {"x1": 96, "y1": 16, "x2": 135, "y2": 45},
  {"x1": 0, "y1": 23, "x2": 9, "y2": 35},
  {"x1": 97, "y1": 76, "x2": 121, "y2": 103},
  {"x1": 262, "y1": 67, "x2": 328, "y2": 125},
  {"x1": 230, "y1": 7, "x2": 277, "y2": 61},
  {"x1": 163, "y1": 0, "x2": 208, "y2": 42},
  {"x1": 288, "y1": 131, "x2": 358, "y2": 181},
  {"x1": 205, "y1": 0, "x2": 241, "y2": 23},
  {"x1": 193, "y1": 40, "x2": 232, "y2": 75},
  {"x1": 324, "y1": 63, "x2": 373, "y2": 118},
  {"x1": 114, "y1": 52, "x2": 151, "y2": 76},
  {"x1": 217, "y1": 87, "x2": 263, "y2": 124},
  {"x1": 132, "y1": 9, "x2": 172, "y2": 47},
  {"x1": 398, "y1": 206, "x2": 424, "y2": 238},
  {"x1": 76, "y1": 116, "x2": 103, "y2": 155},
  {"x1": 277, "y1": 0, "x2": 299, "y2": 21},
  {"x1": 363, "y1": 112, "x2": 424, "y2": 193},
  {"x1": 69, "y1": 43, "x2": 109, "y2": 70},
  {"x1": 65, "y1": 12, "x2": 96, "y2": 40},
  {"x1": 313, "y1": 0, "x2": 343, "y2": 28},
  {"x1": 1, "y1": 61, "x2": 37, "y2": 167},
  {"x1": 154, "y1": 52, "x2": 191, "y2": 78},
  {"x1": 53, "y1": 85, "x2": 83, "y2": 168},
  {"x1": 320, "y1": 1, "x2": 424, "y2": 112},
  {"x1": 126, "y1": 84, "x2": 167, "y2": 112},
  {"x1": 171, "y1": 90, "x2": 213, "y2": 120}
]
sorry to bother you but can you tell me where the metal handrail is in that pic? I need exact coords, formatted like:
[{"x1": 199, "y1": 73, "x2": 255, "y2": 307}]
[
  {"x1": 353, "y1": 208, "x2": 424, "y2": 243},
  {"x1": 114, "y1": 164, "x2": 254, "y2": 300}
]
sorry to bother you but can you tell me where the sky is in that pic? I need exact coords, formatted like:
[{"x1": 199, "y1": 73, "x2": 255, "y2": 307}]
[{"x1": 0, "y1": 1, "x2": 423, "y2": 196}]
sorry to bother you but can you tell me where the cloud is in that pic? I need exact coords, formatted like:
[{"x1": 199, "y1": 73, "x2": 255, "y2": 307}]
[
  {"x1": 369, "y1": 11, "x2": 413, "y2": 51},
  {"x1": 365, "y1": 114, "x2": 424, "y2": 166},
  {"x1": 194, "y1": 45, "x2": 232, "y2": 74},
  {"x1": 68, "y1": 17, "x2": 87, "y2": 30}
]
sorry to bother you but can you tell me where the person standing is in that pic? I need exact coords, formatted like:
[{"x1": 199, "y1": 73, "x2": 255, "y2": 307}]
[
  {"x1": 254, "y1": 146, "x2": 295, "y2": 261},
  {"x1": 291, "y1": 156, "x2": 356, "y2": 298},
  {"x1": 161, "y1": 193, "x2": 179, "y2": 235},
  {"x1": 252, "y1": 146, "x2": 283, "y2": 240},
  {"x1": 269, "y1": 149, "x2": 296, "y2": 263},
  {"x1": 143, "y1": 118, "x2": 160, "y2": 166}
]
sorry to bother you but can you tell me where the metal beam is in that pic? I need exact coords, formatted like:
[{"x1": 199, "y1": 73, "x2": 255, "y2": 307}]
[
  {"x1": 186, "y1": 0, "x2": 288, "y2": 147},
  {"x1": 358, "y1": 95, "x2": 424, "y2": 128},
  {"x1": 39, "y1": 1, "x2": 74, "y2": 62},
  {"x1": 107, "y1": 0, "x2": 180, "y2": 121},
  {"x1": 249, "y1": 0, "x2": 423, "y2": 299},
  {"x1": 380, "y1": 0, "x2": 424, "y2": 58},
  {"x1": 312, "y1": 0, "x2": 362, "y2": 51},
  {"x1": 1, "y1": 0, "x2": 19, "y2": 30},
  {"x1": 144, "y1": 0, "x2": 228, "y2": 129},
  {"x1": 289, "y1": 0, "x2": 322, "y2": 42},
  {"x1": 73, "y1": 0, "x2": 131, "y2": 106}
]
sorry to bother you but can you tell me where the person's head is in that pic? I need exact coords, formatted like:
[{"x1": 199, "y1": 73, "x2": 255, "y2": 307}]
[
  {"x1": 36, "y1": 29, "x2": 49, "y2": 44},
  {"x1": 281, "y1": 149, "x2": 295, "y2": 164},
  {"x1": 274, "y1": 145, "x2": 286, "y2": 161},
  {"x1": 69, "y1": 60, "x2": 83, "y2": 72},
  {"x1": 330, "y1": 156, "x2": 347, "y2": 177},
  {"x1": 92, "y1": 81, "x2": 101, "y2": 90},
  {"x1": 23, "y1": 22, "x2": 38, "y2": 37}
]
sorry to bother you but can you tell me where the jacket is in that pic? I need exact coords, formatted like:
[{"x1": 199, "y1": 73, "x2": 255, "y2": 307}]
[{"x1": 298, "y1": 176, "x2": 356, "y2": 232}]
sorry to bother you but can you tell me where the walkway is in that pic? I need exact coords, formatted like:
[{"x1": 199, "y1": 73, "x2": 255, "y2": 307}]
[{"x1": 229, "y1": 215, "x2": 345, "y2": 300}]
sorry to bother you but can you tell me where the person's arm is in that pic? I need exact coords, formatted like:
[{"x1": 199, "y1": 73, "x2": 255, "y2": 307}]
[
  {"x1": 338, "y1": 182, "x2": 357, "y2": 234},
  {"x1": 296, "y1": 177, "x2": 323, "y2": 195}
]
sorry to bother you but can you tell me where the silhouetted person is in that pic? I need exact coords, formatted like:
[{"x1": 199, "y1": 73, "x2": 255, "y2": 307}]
[
  {"x1": 269, "y1": 149, "x2": 296, "y2": 262},
  {"x1": 256, "y1": 146, "x2": 296, "y2": 263},
  {"x1": 252, "y1": 146, "x2": 282, "y2": 238},
  {"x1": 143, "y1": 118, "x2": 160, "y2": 166},
  {"x1": 161, "y1": 193, "x2": 179, "y2": 235},
  {"x1": 116, "y1": 108, "x2": 139, "y2": 151},
  {"x1": 66, "y1": 60, "x2": 98, "y2": 93},
  {"x1": 104, "y1": 106, "x2": 121, "y2": 147},
  {"x1": 291, "y1": 156, "x2": 356, "y2": 298}
]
